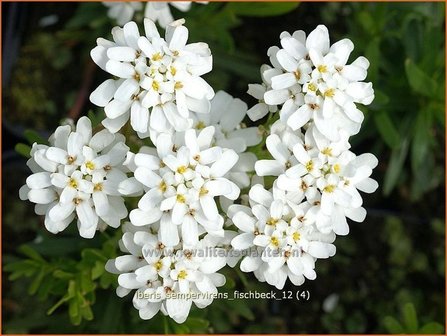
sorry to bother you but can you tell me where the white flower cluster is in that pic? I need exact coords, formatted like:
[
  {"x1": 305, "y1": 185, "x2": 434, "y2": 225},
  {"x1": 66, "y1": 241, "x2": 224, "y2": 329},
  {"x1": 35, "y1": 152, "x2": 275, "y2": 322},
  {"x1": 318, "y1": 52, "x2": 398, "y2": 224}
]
[
  {"x1": 19, "y1": 117, "x2": 129, "y2": 238},
  {"x1": 20, "y1": 19, "x2": 378, "y2": 323},
  {"x1": 90, "y1": 18, "x2": 213, "y2": 138},
  {"x1": 229, "y1": 25, "x2": 378, "y2": 289},
  {"x1": 103, "y1": 2, "x2": 206, "y2": 28},
  {"x1": 105, "y1": 222, "x2": 228, "y2": 323}
]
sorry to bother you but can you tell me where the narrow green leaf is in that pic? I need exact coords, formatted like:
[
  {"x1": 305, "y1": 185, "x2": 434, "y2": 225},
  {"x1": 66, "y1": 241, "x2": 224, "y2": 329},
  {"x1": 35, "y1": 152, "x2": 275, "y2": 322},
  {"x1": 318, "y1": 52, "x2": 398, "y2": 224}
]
[
  {"x1": 47, "y1": 292, "x2": 73, "y2": 315},
  {"x1": 68, "y1": 297, "x2": 80, "y2": 320},
  {"x1": 53, "y1": 269, "x2": 75, "y2": 280},
  {"x1": 228, "y1": 300, "x2": 255, "y2": 320},
  {"x1": 419, "y1": 322, "x2": 445, "y2": 334},
  {"x1": 15, "y1": 143, "x2": 31, "y2": 159},
  {"x1": 383, "y1": 138, "x2": 409, "y2": 195},
  {"x1": 374, "y1": 111, "x2": 401, "y2": 149},
  {"x1": 24, "y1": 129, "x2": 48, "y2": 145},
  {"x1": 402, "y1": 303, "x2": 419, "y2": 333},
  {"x1": 365, "y1": 38, "x2": 380, "y2": 82},
  {"x1": 383, "y1": 316, "x2": 405, "y2": 334},
  {"x1": 18, "y1": 245, "x2": 46, "y2": 263},
  {"x1": 405, "y1": 59, "x2": 437, "y2": 97},
  {"x1": 184, "y1": 317, "x2": 210, "y2": 331},
  {"x1": 91, "y1": 261, "x2": 105, "y2": 280},
  {"x1": 227, "y1": 2, "x2": 299, "y2": 17},
  {"x1": 411, "y1": 113, "x2": 430, "y2": 172},
  {"x1": 28, "y1": 268, "x2": 46, "y2": 295}
]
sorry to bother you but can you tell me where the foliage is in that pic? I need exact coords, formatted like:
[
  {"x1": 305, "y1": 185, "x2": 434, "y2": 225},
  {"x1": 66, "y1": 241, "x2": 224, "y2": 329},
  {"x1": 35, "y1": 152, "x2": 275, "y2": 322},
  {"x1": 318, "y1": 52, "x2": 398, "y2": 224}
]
[{"x1": 342, "y1": 2, "x2": 445, "y2": 200}]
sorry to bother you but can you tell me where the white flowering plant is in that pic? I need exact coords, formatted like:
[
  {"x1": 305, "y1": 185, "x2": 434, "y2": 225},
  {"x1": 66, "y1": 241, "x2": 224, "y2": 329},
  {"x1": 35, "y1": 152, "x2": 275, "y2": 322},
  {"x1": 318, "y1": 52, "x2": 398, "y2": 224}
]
[{"x1": 8, "y1": 2, "x2": 387, "y2": 332}]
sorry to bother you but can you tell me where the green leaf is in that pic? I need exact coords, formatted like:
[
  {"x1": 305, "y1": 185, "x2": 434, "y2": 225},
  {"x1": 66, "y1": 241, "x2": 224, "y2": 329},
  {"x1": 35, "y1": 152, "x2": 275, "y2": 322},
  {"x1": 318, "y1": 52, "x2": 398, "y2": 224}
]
[
  {"x1": 419, "y1": 322, "x2": 445, "y2": 334},
  {"x1": 383, "y1": 316, "x2": 405, "y2": 334},
  {"x1": 91, "y1": 261, "x2": 105, "y2": 280},
  {"x1": 365, "y1": 37, "x2": 380, "y2": 82},
  {"x1": 383, "y1": 138, "x2": 409, "y2": 195},
  {"x1": 47, "y1": 292, "x2": 74, "y2": 315},
  {"x1": 227, "y1": 2, "x2": 299, "y2": 17},
  {"x1": 18, "y1": 245, "x2": 46, "y2": 263},
  {"x1": 184, "y1": 317, "x2": 210, "y2": 332},
  {"x1": 357, "y1": 11, "x2": 376, "y2": 34},
  {"x1": 374, "y1": 111, "x2": 401, "y2": 149},
  {"x1": 402, "y1": 302, "x2": 419, "y2": 333},
  {"x1": 65, "y1": 3, "x2": 105, "y2": 29},
  {"x1": 411, "y1": 112, "x2": 430, "y2": 172},
  {"x1": 28, "y1": 268, "x2": 46, "y2": 295},
  {"x1": 405, "y1": 59, "x2": 437, "y2": 97},
  {"x1": 171, "y1": 322, "x2": 190, "y2": 334},
  {"x1": 24, "y1": 129, "x2": 48, "y2": 145},
  {"x1": 229, "y1": 300, "x2": 255, "y2": 320},
  {"x1": 15, "y1": 143, "x2": 31, "y2": 159},
  {"x1": 53, "y1": 270, "x2": 74, "y2": 280}
]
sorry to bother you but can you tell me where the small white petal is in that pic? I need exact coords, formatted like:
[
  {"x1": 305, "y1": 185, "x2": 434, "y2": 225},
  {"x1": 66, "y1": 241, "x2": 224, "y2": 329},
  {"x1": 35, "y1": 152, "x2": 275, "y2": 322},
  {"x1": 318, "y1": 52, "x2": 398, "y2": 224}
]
[
  {"x1": 210, "y1": 150, "x2": 238, "y2": 177},
  {"x1": 106, "y1": 60, "x2": 135, "y2": 79},
  {"x1": 129, "y1": 208, "x2": 162, "y2": 226},
  {"x1": 90, "y1": 79, "x2": 117, "y2": 107}
]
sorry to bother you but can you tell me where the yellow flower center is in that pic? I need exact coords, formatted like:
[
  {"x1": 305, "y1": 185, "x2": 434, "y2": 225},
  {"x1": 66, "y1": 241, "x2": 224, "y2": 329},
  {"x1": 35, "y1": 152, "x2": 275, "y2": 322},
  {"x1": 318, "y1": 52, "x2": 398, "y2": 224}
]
[
  {"x1": 151, "y1": 52, "x2": 162, "y2": 61},
  {"x1": 69, "y1": 178, "x2": 78, "y2": 189},
  {"x1": 305, "y1": 160, "x2": 314, "y2": 172},
  {"x1": 174, "y1": 81, "x2": 183, "y2": 90},
  {"x1": 318, "y1": 65, "x2": 327, "y2": 73},
  {"x1": 94, "y1": 183, "x2": 103, "y2": 192},
  {"x1": 266, "y1": 217, "x2": 278, "y2": 226},
  {"x1": 152, "y1": 81, "x2": 160, "y2": 91},
  {"x1": 333, "y1": 164, "x2": 341, "y2": 174},
  {"x1": 199, "y1": 187, "x2": 208, "y2": 197},
  {"x1": 196, "y1": 121, "x2": 206, "y2": 130},
  {"x1": 170, "y1": 66, "x2": 177, "y2": 76},
  {"x1": 85, "y1": 161, "x2": 95, "y2": 170},
  {"x1": 177, "y1": 165, "x2": 187, "y2": 174},
  {"x1": 324, "y1": 184, "x2": 336, "y2": 193},
  {"x1": 270, "y1": 237, "x2": 280, "y2": 248},
  {"x1": 176, "y1": 194, "x2": 186, "y2": 203},
  {"x1": 159, "y1": 181, "x2": 167, "y2": 193},
  {"x1": 293, "y1": 232, "x2": 301, "y2": 241},
  {"x1": 308, "y1": 83, "x2": 317, "y2": 92},
  {"x1": 178, "y1": 270, "x2": 187, "y2": 280},
  {"x1": 324, "y1": 88, "x2": 335, "y2": 97},
  {"x1": 155, "y1": 261, "x2": 163, "y2": 271},
  {"x1": 321, "y1": 147, "x2": 332, "y2": 156}
]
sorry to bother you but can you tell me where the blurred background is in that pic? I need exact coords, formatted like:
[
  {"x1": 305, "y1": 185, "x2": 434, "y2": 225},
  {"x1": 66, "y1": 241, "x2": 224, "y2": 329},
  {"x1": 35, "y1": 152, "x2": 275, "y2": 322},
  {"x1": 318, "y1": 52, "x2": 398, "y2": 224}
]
[{"x1": 2, "y1": 2, "x2": 445, "y2": 334}]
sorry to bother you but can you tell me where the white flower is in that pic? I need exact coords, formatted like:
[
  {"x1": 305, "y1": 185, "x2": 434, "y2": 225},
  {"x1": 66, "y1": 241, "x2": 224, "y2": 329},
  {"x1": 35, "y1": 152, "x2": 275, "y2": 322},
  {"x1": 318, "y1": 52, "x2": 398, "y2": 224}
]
[
  {"x1": 103, "y1": 2, "x2": 144, "y2": 26},
  {"x1": 257, "y1": 25, "x2": 373, "y2": 140},
  {"x1": 149, "y1": 90, "x2": 262, "y2": 190},
  {"x1": 90, "y1": 18, "x2": 214, "y2": 136},
  {"x1": 123, "y1": 127, "x2": 240, "y2": 246},
  {"x1": 19, "y1": 117, "x2": 129, "y2": 238},
  {"x1": 150, "y1": 90, "x2": 262, "y2": 153},
  {"x1": 247, "y1": 64, "x2": 280, "y2": 121},
  {"x1": 255, "y1": 133, "x2": 297, "y2": 177},
  {"x1": 272, "y1": 126, "x2": 378, "y2": 235},
  {"x1": 106, "y1": 222, "x2": 226, "y2": 323},
  {"x1": 103, "y1": 2, "x2": 207, "y2": 28},
  {"x1": 229, "y1": 184, "x2": 336, "y2": 289},
  {"x1": 145, "y1": 2, "x2": 208, "y2": 28}
]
